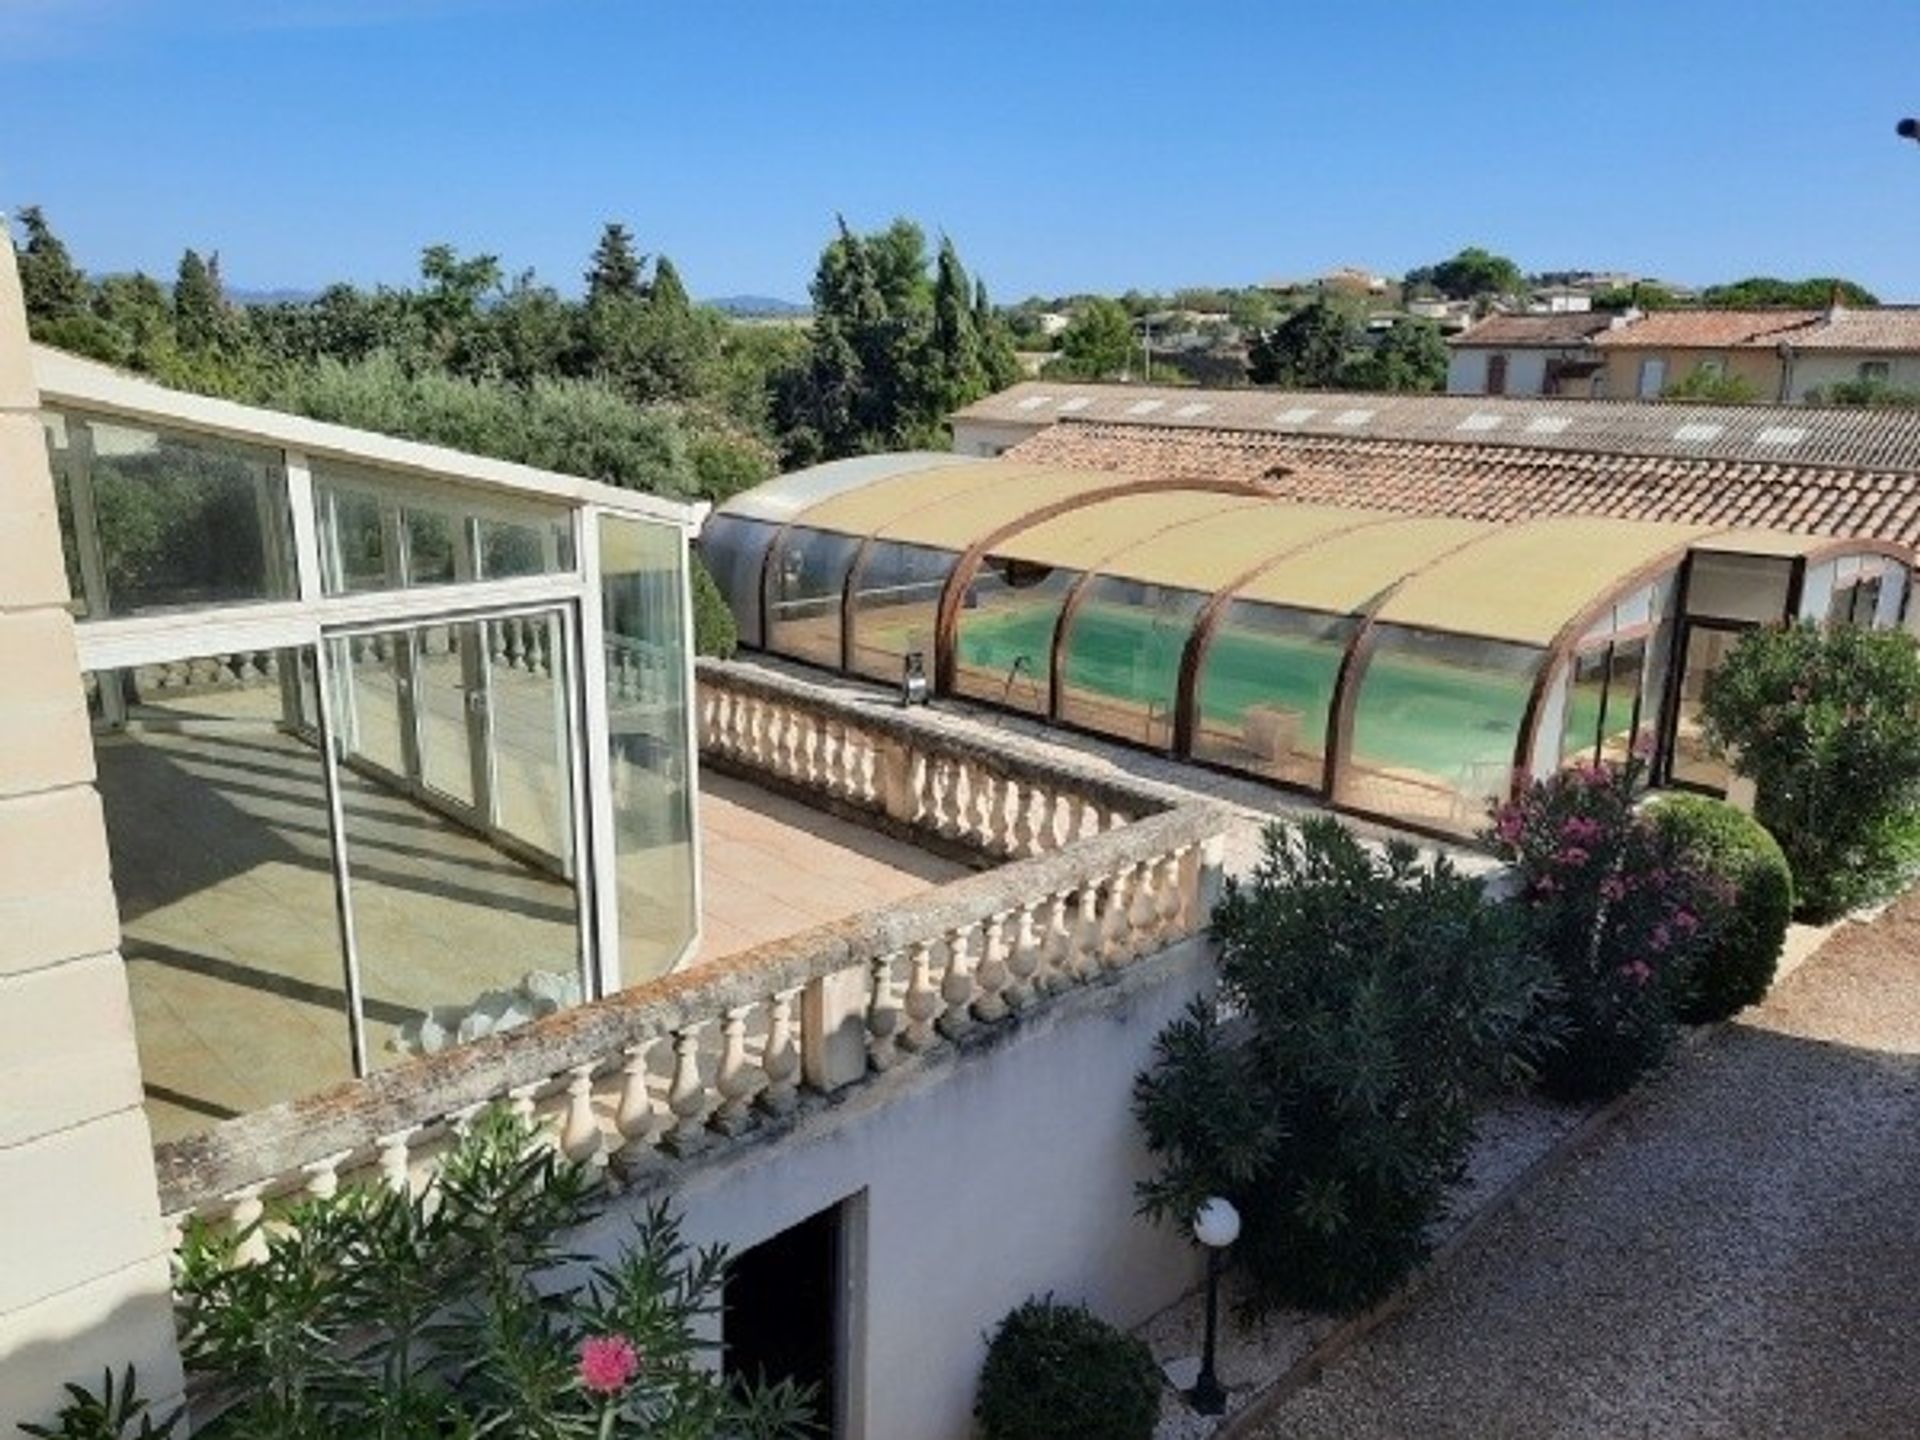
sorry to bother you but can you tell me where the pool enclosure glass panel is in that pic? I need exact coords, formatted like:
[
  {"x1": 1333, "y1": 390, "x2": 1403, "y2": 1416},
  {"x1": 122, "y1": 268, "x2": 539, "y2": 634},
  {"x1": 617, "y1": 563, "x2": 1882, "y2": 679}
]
[
  {"x1": 1685, "y1": 552, "x2": 1793, "y2": 623},
  {"x1": 1341, "y1": 626, "x2": 1543, "y2": 833},
  {"x1": 43, "y1": 409, "x2": 294, "y2": 618},
  {"x1": 314, "y1": 459, "x2": 575, "y2": 596},
  {"x1": 1057, "y1": 579, "x2": 1205, "y2": 748},
  {"x1": 697, "y1": 513, "x2": 779, "y2": 648},
  {"x1": 848, "y1": 540, "x2": 957, "y2": 682},
  {"x1": 1192, "y1": 601, "x2": 1356, "y2": 789},
  {"x1": 952, "y1": 559, "x2": 1080, "y2": 715},
  {"x1": 765, "y1": 526, "x2": 863, "y2": 667},
  {"x1": 600, "y1": 515, "x2": 698, "y2": 984}
]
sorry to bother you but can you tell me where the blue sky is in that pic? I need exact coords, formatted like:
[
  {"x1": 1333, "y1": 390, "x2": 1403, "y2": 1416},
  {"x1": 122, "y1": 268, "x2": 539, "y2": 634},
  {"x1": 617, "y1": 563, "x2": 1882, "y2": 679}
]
[{"x1": 4, "y1": 1, "x2": 1919, "y2": 302}]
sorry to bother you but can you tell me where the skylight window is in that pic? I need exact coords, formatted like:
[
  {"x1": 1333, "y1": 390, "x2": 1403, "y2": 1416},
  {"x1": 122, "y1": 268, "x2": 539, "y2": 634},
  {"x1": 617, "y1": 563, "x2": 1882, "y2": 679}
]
[
  {"x1": 1058, "y1": 397, "x2": 1092, "y2": 413},
  {"x1": 1458, "y1": 413, "x2": 1503, "y2": 432},
  {"x1": 1673, "y1": 423, "x2": 1726, "y2": 443},
  {"x1": 1014, "y1": 395, "x2": 1053, "y2": 412},
  {"x1": 1755, "y1": 425, "x2": 1809, "y2": 446},
  {"x1": 1273, "y1": 407, "x2": 1319, "y2": 425},
  {"x1": 1524, "y1": 417, "x2": 1572, "y2": 435},
  {"x1": 1174, "y1": 402, "x2": 1213, "y2": 418},
  {"x1": 1125, "y1": 399, "x2": 1166, "y2": 416},
  {"x1": 1332, "y1": 408, "x2": 1375, "y2": 427}
]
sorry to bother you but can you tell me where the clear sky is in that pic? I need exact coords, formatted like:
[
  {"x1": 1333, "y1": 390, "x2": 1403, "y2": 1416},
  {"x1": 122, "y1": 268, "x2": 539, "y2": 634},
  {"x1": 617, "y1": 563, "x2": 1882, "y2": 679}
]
[{"x1": 4, "y1": 0, "x2": 1920, "y2": 303}]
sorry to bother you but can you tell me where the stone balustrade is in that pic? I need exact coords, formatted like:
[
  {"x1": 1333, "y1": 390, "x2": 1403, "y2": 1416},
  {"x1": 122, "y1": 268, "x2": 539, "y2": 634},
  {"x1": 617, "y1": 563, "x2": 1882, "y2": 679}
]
[
  {"x1": 695, "y1": 658, "x2": 1167, "y2": 861},
  {"x1": 152, "y1": 659, "x2": 1227, "y2": 1258}
]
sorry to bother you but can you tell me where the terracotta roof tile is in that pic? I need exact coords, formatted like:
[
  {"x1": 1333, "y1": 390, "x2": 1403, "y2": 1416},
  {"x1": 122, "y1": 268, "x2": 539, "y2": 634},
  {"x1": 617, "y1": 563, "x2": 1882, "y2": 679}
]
[
  {"x1": 1447, "y1": 313, "x2": 1617, "y2": 348},
  {"x1": 1589, "y1": 309, "x2": 1821, "y2": 349}
]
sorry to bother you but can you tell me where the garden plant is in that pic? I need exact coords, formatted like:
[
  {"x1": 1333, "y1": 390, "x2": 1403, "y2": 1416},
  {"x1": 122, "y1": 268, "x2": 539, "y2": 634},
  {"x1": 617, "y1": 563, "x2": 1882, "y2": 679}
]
[
  {"x1": 1700, "y1": 621, "x2": 1920, "y2": 921},
  {"x1": 1647, "y1": 794, "x2": 1793, "y2": 1022},
  {"x1": 22, "y1": 1113, "x2": 816, "y2": 1440},
  {"x1": 974, "y1": 1297, "x2": 1160, "y2": 1440},
  {"x1": 1490, "y1": 756, "x2": 1719, "y2": 1101},
  {"x1": 1134, "y1": 818, "x2": 1547, "y2": 1314}
]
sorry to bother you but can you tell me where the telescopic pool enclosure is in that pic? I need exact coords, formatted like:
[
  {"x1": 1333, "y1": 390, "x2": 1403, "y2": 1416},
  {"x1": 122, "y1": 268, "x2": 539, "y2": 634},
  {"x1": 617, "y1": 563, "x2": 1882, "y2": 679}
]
[{"x1": 703, "y1": 453, "x2": 1916, "y2": 838}]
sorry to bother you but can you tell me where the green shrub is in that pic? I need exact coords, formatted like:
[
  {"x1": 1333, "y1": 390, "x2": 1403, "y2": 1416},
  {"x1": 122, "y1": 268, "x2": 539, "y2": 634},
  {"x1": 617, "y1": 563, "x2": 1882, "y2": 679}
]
[
  {"x1": 27, "y1": 1113, "x2": 816, "y2": 1440},
  {"x1": 1135, "y1": 818, "x2": 1547, "y2": 1314},
  {"x1": 1490, "y1": 757, "x2": 1717, "y2": 1102},
  {"x1": 19, "y1": 1367, "x2": 178, "y2": 1439},
  {"x1": 1701, "y1": 622, "x2": 1920, "y2": 921},
  {"x1": 691, "y1": 551, "x2": 739, "y2": 659},
  {"x1": 974, "y1": 1297, "x2": 1159, "y2": 1440},
  {"x1": 1648, "y1": 795, "x2": 1793, "y2": 1022}
]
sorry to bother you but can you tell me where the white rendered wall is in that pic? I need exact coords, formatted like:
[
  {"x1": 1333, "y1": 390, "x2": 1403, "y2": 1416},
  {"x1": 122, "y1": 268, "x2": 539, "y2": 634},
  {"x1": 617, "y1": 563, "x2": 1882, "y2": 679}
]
[
  {"x1": 950, "y1": 418, "x2": 1046, "y2": 457},
  {"x1": 580, "y1": 940, "x2": 1214, "y2": 1440},
  {"x1": 1787, "y1": 353, "x2": 1920, "y2": 401}
]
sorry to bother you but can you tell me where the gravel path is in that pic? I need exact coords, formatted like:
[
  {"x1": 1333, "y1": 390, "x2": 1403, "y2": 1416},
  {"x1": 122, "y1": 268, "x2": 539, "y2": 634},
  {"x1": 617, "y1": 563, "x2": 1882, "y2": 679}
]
[{"x1": 1250, "y1": 886, "x2": 1920, "y2": 1440}]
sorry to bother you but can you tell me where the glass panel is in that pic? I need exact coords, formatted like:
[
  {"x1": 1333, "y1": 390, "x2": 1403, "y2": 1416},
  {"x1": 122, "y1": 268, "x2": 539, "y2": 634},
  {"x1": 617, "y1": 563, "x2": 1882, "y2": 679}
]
[
  {"x1": 1057, "y1": 578, "x2": 1205, "y2": 748},
  {"x1": 329, "y1": 615, "x2": 585, "y2": 1070},
  {"x1": 1192, "y1": 600, "x2": 1356, "y2": 788},
  {"x1": 696, "y1": 514, "x2": 778, "y2": 649},
  {"x1": 62, "y1": 412, "x2": 292, "y2": 617},
  {"x1": 848, "y1": 541, "x2": 957, "y2": 683},
  {"x1": 601, "y1": 516, "x2": 698, "y2": 984},
  {"x1": 1559, "y1": 646, "x2": 1609, "y2": 766},
  {"x1": 952, "y1": 559, "x2": 1080, "y2": 716},
  {"x1": 1670, "y1": 624, "x2": 1740, "y2": 791},
  {"x1": 484, "y1": 612, "x2": 574, "y2": 864},
  {"x1": 1599, "y1": 638, "x2": 1648, "y2": 765},
  {"x1": 91, "y1": 645, "x2": 354, "y2": 1144},
  {"x1": 331, "y1": 632, "x2": 409, "y2": 778},
  {"x1": 1340, "y1": 625, "x2": 1543, "y2": 834},
  {"x1": 1686, "y1": 553, "x2": 1792, "y2": 624},
  {"x1": 413, "y1": 622, "x2": 478, "y2": 809},
  {"x1": 765, "y1": 526, "x2": 862, "y2": 668},
  {"x1": 313, "y1": 458, "x2": 573, "y2": 596}
]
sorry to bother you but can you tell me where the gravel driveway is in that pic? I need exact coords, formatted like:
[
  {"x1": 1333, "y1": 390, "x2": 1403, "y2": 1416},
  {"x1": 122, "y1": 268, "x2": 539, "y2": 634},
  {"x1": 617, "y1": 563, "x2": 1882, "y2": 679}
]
[{"x1": 1250, "y1": 886, "x2": 1920, "y2": 1440}]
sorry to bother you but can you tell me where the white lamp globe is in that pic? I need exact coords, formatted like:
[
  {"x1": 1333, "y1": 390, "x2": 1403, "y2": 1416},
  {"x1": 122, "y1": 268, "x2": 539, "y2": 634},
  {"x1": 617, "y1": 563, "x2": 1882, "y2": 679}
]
[{"x1": 1192, "y1": 1196, "x2": 1241, "y2": 1250}]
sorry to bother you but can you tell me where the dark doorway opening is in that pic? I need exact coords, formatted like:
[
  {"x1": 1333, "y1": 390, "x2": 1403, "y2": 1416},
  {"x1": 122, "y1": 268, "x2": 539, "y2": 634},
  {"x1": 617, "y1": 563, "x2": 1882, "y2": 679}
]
[{"x1": 725, "y1": 1202, "x2": 843, "y2": 1435}]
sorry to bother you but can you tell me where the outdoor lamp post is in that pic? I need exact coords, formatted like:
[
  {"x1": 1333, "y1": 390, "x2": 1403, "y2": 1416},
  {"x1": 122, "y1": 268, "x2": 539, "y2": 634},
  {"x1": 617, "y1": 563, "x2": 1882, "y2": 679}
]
[{"x1": 1188, "y1": 1196, "x2": 1240, "y2": 1416}]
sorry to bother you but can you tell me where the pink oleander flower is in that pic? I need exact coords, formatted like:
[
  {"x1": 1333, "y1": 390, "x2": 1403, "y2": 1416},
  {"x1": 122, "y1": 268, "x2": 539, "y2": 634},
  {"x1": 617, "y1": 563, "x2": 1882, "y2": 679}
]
[
  {"x1": 1555, "y1": 845, "x2": 1591, "y2": 869},
  {"x1": 1561, "y1": 815, "x2": 1605, "y2": 846},
  {"x1": 1649, "y1": 923, "x2": 1671, "y2": 952},
  {"x1": 1494, "y1": 810, "x2": 1525, "y2": 845},
  {"x1": 580, "y1": 1335, "x2": 641, "y2": 1395},
  {"x1": 1599, "y1": 876, "x2": 1628, "y2": 903},
  {"x1": 1620, "y1": 960, "x2": 1653, "y2": 986},
  {"x1": 1672, "y1": 908, "x2": 1700, "y2": 935}
]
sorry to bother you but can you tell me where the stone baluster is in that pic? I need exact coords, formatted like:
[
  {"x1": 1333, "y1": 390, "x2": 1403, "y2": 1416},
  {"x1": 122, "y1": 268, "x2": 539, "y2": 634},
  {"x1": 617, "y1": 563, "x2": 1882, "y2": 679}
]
[
  {"x1": 982, "y1": 773, "x2": 1012, "y2": 855},
  {"x1": 900, "y1": 939, "x2": 942, "y2": 1052},
  {"x1": 560, "y1": 1062, "x2": 605, "y2": 1170},
  {"x1": 1100, "y1": 869, "x2": 1134, "y2": 971},
  {"x1": 1156, "y1": 847, "x2": 1191, "y2": 945},
  {"x1": 1002, "y1": 901, "x2": 1044, "y2": 1010},
  {"x1": 867, "y1": 952, "x2": 903, "y2": 1071},
  {"x1": 713, "y1": 1006, "x2": 762, "y2": 1135},
  {"x1": 1040, "y1": 890, "x2": 1076, "y2": 995},
  {"x1": 1126, "y1": 858, "x2": 1161, "y2": 959},
  {"x1": 937, "y1": 922, "x2": 977, "y2": 1041},
  {"x1": 225, "y1": 1185, "x2": 269, "y2": 1267},
  {"x1": 377, "y1": 1128, "x2": 416, "y2": 1193},
  {"x1": 663, "y1": 1021, "x2": 712, "y2": 1156},
  {"x1": 614, "y1": 1039, "x2": 662, "y2": 1164},
  {"x1": 1070, "y1": 878, "x2": 1104, "y2": 981},
  {"x1": 301, "y1": 1151, "x2": 352, "y2": 1203},
  {"x1": 972, "y1": 910, "x2": 1012, "y2": 1023},
  {"x1": 907, "y1": 750, "x2": 931, "y2": 827},
  {"x1": 759, "y1": 987, "x2": 802, "y2": 1115}
]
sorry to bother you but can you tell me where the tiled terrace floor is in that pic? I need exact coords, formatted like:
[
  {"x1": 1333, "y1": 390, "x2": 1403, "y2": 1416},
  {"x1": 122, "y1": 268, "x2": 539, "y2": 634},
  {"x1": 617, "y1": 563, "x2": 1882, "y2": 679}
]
[{"x1": 99, "y1": 714, "x2": 964, "y2": 1146}]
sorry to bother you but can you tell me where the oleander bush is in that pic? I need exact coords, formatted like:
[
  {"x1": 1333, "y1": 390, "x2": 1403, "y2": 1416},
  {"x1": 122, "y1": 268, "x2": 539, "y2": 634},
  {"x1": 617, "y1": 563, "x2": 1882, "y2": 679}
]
[
  {"x1": 1490, "y1": 757, "x2": 1718, "y2": 1101},
  {"x1": 1648, "y1": 794, "x2": 1793, "y2": 1022},
  {"x1": 20, "y1": 1113, "x2": 816, "y2": 1440},
  {"x1": 1701, "y1": 622, "x2": 1920, "y2": 921},
  {"x1": 974, "y1": 1297, "x2": 1160, "y2": 1440},
  {"x1": 1134, "y1": 818, "x2": 1548, "y2": 1315}
]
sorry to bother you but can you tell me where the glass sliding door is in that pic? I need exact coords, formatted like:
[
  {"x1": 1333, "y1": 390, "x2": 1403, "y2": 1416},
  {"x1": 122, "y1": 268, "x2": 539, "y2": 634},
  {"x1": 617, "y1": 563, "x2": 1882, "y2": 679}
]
[{"x1": 325, "y1": 606, "x2": 588, "y2": 1069}]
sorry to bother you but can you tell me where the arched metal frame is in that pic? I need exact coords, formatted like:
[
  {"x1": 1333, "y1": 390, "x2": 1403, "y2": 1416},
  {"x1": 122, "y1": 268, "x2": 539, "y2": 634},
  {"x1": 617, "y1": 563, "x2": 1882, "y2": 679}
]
[{"x1": 724, "y1": 471, "x2": 1920, "y2": 841}]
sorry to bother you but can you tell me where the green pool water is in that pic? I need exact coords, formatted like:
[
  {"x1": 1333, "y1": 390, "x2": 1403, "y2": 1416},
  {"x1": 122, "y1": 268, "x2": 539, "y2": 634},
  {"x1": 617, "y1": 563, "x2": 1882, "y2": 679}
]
[{"x1": 942, "y1": 601, "x2": 1590, "y2": 785}]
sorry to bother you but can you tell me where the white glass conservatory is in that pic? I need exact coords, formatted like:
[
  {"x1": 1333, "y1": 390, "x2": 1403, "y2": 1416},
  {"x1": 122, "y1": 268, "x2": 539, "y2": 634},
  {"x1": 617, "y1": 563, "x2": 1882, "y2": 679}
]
[{"x1": 32, "y1": 347, "x2": 706, "y2": 1141}]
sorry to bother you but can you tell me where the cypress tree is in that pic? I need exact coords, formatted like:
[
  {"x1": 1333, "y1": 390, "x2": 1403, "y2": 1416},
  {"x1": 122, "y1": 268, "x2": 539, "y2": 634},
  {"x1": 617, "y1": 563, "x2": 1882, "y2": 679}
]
[
  {"x1": 14, "y1": 206, "x2": 89, "y2": 323},
  {"x1": 174, "y1": 247, "x2": 226, "y2": 351},
  {"x1": 586, "y1": 223, "x2": 646, "y2": 306}
]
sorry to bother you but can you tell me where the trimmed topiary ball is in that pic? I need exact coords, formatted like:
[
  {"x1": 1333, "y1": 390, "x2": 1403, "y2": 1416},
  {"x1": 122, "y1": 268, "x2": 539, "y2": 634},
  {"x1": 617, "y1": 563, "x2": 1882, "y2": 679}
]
[
  {"x1": 1648, "y1": 794, "x2": 1793, "y2": 1022},
  {"x1": 975, "y1": 1296, "x2": 1160, "y2": 1440}
]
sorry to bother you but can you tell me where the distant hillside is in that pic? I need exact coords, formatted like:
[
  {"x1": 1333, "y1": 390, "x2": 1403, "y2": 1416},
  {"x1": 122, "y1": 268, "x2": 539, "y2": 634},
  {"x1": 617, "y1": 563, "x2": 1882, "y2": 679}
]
[
  {"x1": 229, "y1": 286, "x2": 323, "y2": 307},
  {"x1": 704, "y1": 294, "x2": 810, "y2": 317}
]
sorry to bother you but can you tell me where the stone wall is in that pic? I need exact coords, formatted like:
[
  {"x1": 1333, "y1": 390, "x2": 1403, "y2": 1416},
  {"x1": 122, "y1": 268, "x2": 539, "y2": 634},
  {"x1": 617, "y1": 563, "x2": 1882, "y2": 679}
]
[{"x1": 0, "y1": 243, "x2": 184, "y2": 1428}]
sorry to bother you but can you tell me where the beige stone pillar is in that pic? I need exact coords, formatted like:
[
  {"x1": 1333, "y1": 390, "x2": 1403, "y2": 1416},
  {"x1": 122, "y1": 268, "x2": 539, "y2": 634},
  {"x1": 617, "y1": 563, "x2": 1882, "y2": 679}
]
[{"x1": 0, "y1": 235, "x2": 185, "y2": 1427}]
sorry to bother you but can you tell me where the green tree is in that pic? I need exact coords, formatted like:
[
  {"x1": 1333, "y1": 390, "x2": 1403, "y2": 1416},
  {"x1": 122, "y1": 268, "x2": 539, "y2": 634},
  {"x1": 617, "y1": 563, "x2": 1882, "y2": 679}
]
[
  {"x1": 1702, "y1": 622, "x2": 1920, "y2": 919},
  {"x1": 1052, "y1": 297, "x2": 1135, "y2": 380},
  {"x1": 1701, "y1": 276, "x2": 1878, "y2": 308},
  {"x1": 929, "y1": 237, "x2": 985, "y2": 413},
  {"x1": 172, "y1": 249, "x2": 227, "y2": 352},
  {"x1": 1663, "y1": 363, "x2": 1757, "y2": 403},
  {"x1": 1591, "y1": 282, "x2": 1681, "y2": 312},
  {"x1": 1341, "y1": 318, "x2": 1446, "y2": 392},
  {"x1": 13, "y1": 205, "x2": 89, "y2": 323},
  {"x1": 585, "y1": 221, "x2": 647, "y2": 306},
  {"x1": 1406, "y1": 246, "x2": 1524, "y2": 302},
  {"x1": 975, "y1": 278, "x2": 1022, "y2": 391},
  {"x1": 1246, "y1": 299, "x2": 1355, "y2": 387},
  {"x1": 416, "y1": 243, "x2": 502, "y2": 370}
]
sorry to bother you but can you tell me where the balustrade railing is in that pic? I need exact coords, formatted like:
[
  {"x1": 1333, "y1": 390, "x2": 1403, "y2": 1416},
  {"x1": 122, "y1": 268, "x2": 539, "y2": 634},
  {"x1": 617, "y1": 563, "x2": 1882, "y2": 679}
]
[{"x1": 153, "y1": 661, "x2": 1229, "y2": 1259}]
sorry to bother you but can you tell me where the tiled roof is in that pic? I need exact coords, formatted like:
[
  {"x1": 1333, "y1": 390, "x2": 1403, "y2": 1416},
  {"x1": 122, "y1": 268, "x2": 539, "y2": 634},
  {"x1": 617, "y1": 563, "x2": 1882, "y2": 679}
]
[
  {"x1": 1588, "y1": 309, "x2": 1820, "y2": 349},
  {"x1": 1781, "y1": 306, "x2": 1920, "y2": 352},
  {"x1": 1447, "y1": 313, "x2": 1618, "y2": 348},
  {"x1": 954, "y1": 381, "x2": 1920, "y2": 472},
  {"x1": 1004, "y1": 421, "x2": 1920, "y2": 549}
]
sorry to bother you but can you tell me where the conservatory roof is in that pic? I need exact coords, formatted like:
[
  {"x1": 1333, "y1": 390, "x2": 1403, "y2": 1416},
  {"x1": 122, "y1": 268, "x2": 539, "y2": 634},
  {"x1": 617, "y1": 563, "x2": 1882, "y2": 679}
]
[{"x1": 721, "y1": 451, "x2": 978, "y2": 522}]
